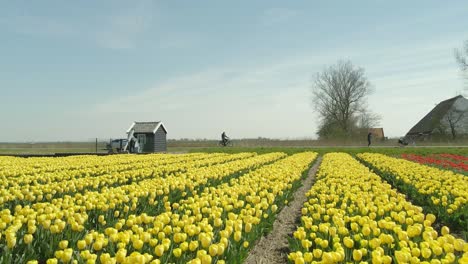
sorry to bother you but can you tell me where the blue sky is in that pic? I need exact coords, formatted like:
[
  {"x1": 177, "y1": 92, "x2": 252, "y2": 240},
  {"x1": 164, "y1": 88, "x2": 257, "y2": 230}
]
[{"x1": 1, "y1": 0, "x2": 467, "y2": 141}]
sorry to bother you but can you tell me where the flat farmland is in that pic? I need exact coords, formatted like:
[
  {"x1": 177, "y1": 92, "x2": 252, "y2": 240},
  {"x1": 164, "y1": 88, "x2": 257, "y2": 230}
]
[
  {"x1": 1, "y1": 140, "x2": 468, "y2": 155},
  {"x1": 0, "y1": 151, "x2": 467, "y2": 264}
]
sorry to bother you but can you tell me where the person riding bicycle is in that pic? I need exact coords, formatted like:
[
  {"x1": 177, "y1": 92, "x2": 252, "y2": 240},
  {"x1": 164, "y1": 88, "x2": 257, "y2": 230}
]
[{"x1": 221, "y1": 132, "x2": 229, "y2": 146}]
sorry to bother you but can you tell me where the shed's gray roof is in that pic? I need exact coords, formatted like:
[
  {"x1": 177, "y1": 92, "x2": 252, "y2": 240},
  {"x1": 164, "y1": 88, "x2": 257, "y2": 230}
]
[
  {"x1": 129, "y1": 122, "x2": 167, "y2": 134},
  {"x1": 406, "y1": 95, "x2": 463, "y2": 135}
]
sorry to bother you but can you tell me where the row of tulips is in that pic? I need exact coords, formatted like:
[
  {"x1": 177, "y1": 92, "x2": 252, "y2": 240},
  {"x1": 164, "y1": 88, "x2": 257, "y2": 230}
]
[
  {"x1": 0, "y1": 153, "x2": 233, "y2": 189},
  {"x1": 0, "y1": 153, "x2": 255, "y2": 209},
  {"x1": 25, "y1": 151, "x2": 317, "y2": 264},
  {"x1": 289, "y1": 153, "x2": 467, "y2": 264},
  {"x1": 0, "y1": 152, "x2": 286, "y2": 263},
  {"x1": 438, "y1": 154, "x2": 468, "y2": 162},
  {"x1": 401, "y1": 154, "x2": 468, "y2": 173},
  {"x1": 357, "y1": 153, "x2": 468, "y2": 234},
  {"x1": 0, "y1": 153, "x2": 210, "y2": 183}
]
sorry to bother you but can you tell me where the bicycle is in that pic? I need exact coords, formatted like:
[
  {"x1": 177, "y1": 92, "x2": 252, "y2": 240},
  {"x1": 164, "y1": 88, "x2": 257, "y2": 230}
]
[{"x1": 218, "y1": 139, "x2": 233, "y2": 147}]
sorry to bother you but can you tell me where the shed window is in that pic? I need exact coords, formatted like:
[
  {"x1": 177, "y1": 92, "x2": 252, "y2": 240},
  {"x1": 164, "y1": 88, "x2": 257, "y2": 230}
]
[{"x1": 137, "y1": 134, "x2": 146, "y2": 145}]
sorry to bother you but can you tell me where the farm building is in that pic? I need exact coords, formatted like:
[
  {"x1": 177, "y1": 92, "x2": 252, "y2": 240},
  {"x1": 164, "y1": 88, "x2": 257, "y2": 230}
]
[
  {"x1": 406, "y1": 95, "x2": 468, "y2": 140},
  {"x1": 368, "y1": 128, "x2": 385, "y2": 140},
  {"x1": 127, "y1": 121, "x2": 167, "y2": 152}
]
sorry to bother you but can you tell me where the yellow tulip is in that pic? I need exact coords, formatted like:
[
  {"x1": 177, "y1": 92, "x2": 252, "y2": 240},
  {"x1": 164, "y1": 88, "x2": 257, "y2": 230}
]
[
  {"x1": 132, "y1": 239, "x2": 144, "y2": 250},
  {"x1": 46, "y1": 259, "x2": 58, "y2": 264},
  {"x1": 313, "y1": 248, "x2": 322, "y2": 258},
  {"x1": 382, "y1": 255, "x2": 392, "y2": 264},
  {"x1": 353, "y1": 249, "x2": 363, "y2": 261},
  {"x1": 294, "y1": 257, "x2": 305, "y2": 264},
  {"x1": 23, "y1": 234, "x2": 33, "y2": 244},
  {"x1": 454, "y1": 238, "x2": 465, "y2": 251},
  {"x1": 421, "y1": 247, "x2": 432, "y2": 259},
  {"x1": 395, "y1": 250, "x2": 410, "y2": 263},
  {"x1": 245, "y1": 223, "x2": 252, "y2": 233},
  {"x1": 116, "y1": 249, "x2": 127, "y2": 263},
  {"x1": 234, "y1": 231, "x2": 242, "y2": 242},
  {"x1": 441, "y1": 226, "x2": 450, "y2": 236},
  {"x1": 154, "y1": 245, "x2": 164, "y2": 257},
  {"x1": 362, "y1": 225, "x2": 371, "y2": 236},
  {"x1": 189, "y1": 241, "x2": 199, "y2": 251},
  {"x1": 6, "y1": 235, "x2": 16, "y2": 249},
  {"x1": 343, "y1": 237, "x2": 354, "y2": 248},
  {"x1": 92, "y1": 240, "x2": 103, "y2": 251},
  {"x1": 322, "y1": 252, "x2": 334, "y2": 264},
  {"x1": 320, "y1": 239, "x2": 329, "y2": 249},
  {"x1": 411, "y1": 247, "x2": 421, "y2": 257},
  {"x1": 59, "y1": 240, "x2": 68, "y2": 250},
  {"x1": 201, "y1": 254, "x2": 211, "y2": 264},
  {"x1": 173, "y1": 248, "x2": 182, "y2": 258}
]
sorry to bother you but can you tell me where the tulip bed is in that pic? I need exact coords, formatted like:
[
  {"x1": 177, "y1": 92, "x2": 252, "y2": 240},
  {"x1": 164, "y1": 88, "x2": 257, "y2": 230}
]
[
  {"x1": 82, "y1": 151, "x2": 317, "y2": 264},
  {"x1": 289, "y1": 153, "x2": 468, "y2": 264},
  {"x1": 401, "y1": 153, "x2": 468, "y2": 174},
  {"x1": 357, "y1": 153, "x2": 468, "y2": 236},
  {"x1": 0, "y1": 153, "x2": 258, "y2": 209},
  {"x1": 0, "y1": 151, "x2": 318, "y2": 264}
]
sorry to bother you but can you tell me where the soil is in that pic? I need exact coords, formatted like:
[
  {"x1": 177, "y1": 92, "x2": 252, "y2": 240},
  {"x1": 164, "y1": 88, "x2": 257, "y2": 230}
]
[{"x1": 243, "y1": 157, "x2": 322, "y2": 264}]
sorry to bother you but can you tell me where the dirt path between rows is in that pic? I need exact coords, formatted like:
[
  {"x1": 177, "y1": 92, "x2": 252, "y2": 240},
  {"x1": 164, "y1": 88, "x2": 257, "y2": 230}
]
[{"x1": 244, "y1": 157, "x2": 322, "y2": 264}]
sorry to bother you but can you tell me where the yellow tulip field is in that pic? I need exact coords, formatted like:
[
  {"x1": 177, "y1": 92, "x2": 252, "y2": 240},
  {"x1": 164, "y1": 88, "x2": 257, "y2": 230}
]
[
  {"x1": 0, "y1": 152, "x2": 317, "y2": 263},
  {"x1": 1, "y1": 151, "x2": 467, "y2": 264},
  {"x1": 290, "y1": 153, "x2": 468, "y2": 264}
]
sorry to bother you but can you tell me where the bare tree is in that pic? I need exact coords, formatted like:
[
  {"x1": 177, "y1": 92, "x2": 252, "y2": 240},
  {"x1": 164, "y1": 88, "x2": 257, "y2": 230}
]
[
  {"x1": 357, "y1": 108, "x2": 381, "y2": 129},
  {"x1": 455, "y1": 40, "x2": 468, "y2": 95},
  {"x1": 312, "y1": 60, "x2": 378, "y2": 137},
  {"x1": 434, "y1": 99, "x2": 468, "y2": 140},
  {"x1": 444, "y1": 107, "x2": 466, "y2": 139},
  {"x1": 455, "y1": 40, "x2": 468, "y2": 70}
]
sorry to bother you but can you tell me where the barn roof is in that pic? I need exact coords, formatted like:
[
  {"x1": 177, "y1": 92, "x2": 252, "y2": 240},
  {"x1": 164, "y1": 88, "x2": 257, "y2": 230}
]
[
  {"x1": 406, "y1": 95, "x2": 463, "y2": 135},
  {"x1": 127, "y1": 121, "x2": 167, "y2": 134}
]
